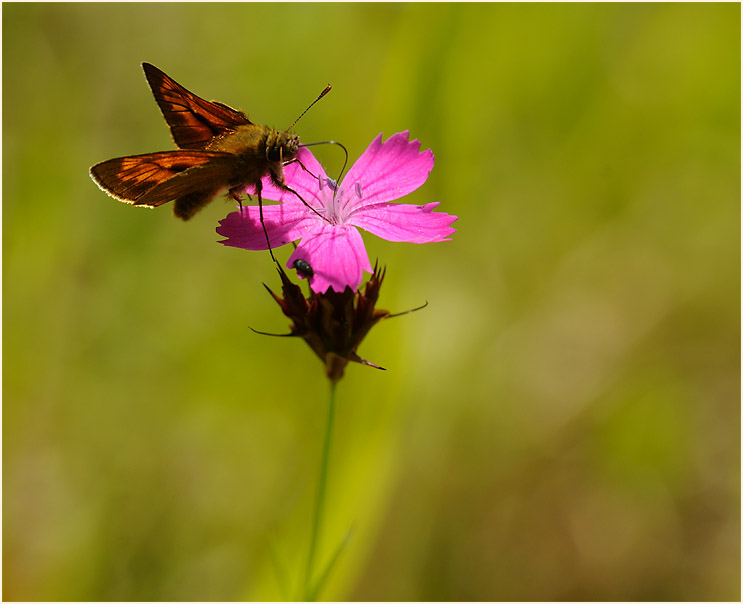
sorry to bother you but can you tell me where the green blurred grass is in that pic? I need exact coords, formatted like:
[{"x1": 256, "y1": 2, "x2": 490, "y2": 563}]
[{"x1": 3, "y1": 3, "x2": 739, "y2": 601}]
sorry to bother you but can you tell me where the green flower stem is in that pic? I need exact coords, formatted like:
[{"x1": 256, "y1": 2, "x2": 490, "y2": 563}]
[{"x1": 303, "y1": 379, "x2": 338, "y2": 601}]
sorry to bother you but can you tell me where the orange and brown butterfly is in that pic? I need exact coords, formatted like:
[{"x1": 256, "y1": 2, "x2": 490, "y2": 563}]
[{"x1": 90, "y1": 63, "x2": 330, "y2": 221}]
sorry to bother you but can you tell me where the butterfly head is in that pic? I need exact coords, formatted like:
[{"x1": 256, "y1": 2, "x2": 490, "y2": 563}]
[{"x1": 267, "y1": 130, "x2": 300, "y2": 164}]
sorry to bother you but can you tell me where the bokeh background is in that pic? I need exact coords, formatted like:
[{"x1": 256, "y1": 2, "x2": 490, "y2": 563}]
[{"x1": 3, "y1": 3, "x2": 740, "y2": 601}]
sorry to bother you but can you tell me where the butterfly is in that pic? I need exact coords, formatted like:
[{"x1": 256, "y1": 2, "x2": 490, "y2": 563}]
[{"x1": 90, "y1": 63, "x2": 329, "y2": 223}]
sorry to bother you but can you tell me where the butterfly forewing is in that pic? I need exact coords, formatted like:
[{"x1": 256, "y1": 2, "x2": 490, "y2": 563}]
[
  {"x1": 142, "y1": 62, "x2": 251, "y2": 150},
  {"x1": 135, "y1": 155, "x2": 241, "y2": 207},
  {"x1": 90, "y1": 151, "x2": 234, "y2": 205}
]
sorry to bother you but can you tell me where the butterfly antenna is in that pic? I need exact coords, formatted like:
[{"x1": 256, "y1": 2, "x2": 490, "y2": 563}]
[{"x1": 288, "y1": 84, "x2": 331, "y2": 131}]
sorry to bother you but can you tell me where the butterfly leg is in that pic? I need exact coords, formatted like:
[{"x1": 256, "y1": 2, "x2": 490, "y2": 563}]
[
  {"x1": 229, "y1": 188, "x2": 244, "y2": 213},
  {"x1": 255, "y1": 180, "x2": 278, "y2": 265},
  {"x1": 283, "y1": 184, "x2": 330, "y2": 225},
  {"x1": 283, "y1": 158, "x2": 318, "y2": 181},
  {"x1": 270, "y1": 172, "x2": 330, "y2": 225}
]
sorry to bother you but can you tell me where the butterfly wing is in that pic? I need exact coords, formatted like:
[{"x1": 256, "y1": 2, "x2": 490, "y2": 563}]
[
  {"x1": 142, "y1": 63, "x2": 251, "y2": 150},
  {"x1": 89, "y1": 150, "x2": 239, "y2": 206}
]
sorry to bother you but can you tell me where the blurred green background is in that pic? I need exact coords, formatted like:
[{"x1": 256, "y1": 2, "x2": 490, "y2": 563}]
[{"x1": 3, "y1": 3, "x2": 740, "y2": 601}]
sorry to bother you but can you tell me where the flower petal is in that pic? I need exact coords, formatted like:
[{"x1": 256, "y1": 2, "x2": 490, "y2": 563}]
[
  {"x1": 354, "y1": 201, "x2": 458, "y2": 243},
  {"x1": 216, "y1": 203, "x2": 315, "y2": 250},
  {"x1": 342, "y1": 131, "x2": 434, "y2": 211},
  {"x1": 289, "y1": 225, "x2": 373, "y2": 293}
]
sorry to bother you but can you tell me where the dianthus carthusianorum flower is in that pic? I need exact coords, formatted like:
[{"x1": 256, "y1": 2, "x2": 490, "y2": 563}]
[{"x1": 216, "y1": 131, "x2": 457, "y2": 293}]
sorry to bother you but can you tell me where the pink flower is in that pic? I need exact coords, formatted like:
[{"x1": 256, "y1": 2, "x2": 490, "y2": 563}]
[{"x1": 216, "y1": 131, "x2": 457, "y2": 293}]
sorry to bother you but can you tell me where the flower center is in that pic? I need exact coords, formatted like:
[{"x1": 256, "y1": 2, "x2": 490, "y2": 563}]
[{"x1": 316, "y1": 176, "x2": 363, "y2": 226}]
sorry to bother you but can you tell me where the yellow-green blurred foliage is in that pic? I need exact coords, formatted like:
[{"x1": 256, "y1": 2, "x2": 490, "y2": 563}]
[{"x1": 3, "y1": 3, "x2": 739, "y2": 601}]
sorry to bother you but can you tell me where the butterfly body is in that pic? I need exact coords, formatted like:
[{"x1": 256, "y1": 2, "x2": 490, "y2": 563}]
[{"x1": 90, "y1": 63, "x2": 303, "y2": 220}]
